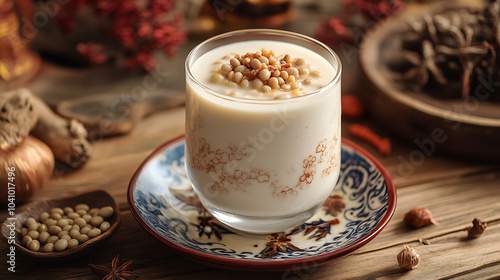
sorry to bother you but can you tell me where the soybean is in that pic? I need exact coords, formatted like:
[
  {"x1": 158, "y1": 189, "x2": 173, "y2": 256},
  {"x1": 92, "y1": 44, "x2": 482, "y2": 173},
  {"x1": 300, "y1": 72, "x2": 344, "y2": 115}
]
[
  {"x1": 43, "y1": 243, "x2": 55, "y2": 252},
  {"x1": 54, "y1": 239, "x2": 68, "y2": 251}
]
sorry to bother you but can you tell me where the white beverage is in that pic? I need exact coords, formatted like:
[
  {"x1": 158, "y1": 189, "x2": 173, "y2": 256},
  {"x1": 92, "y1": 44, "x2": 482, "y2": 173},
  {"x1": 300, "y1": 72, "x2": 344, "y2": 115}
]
[{"x1": 185, "y1": 30, "x2": 341, "y2": 233}]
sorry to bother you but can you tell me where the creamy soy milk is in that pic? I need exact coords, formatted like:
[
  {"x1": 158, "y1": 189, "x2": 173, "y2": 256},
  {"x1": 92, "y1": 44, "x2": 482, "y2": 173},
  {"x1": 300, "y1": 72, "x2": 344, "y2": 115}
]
[{"x1": 185, "y1": 32, "x2": 341, "y2": 233}]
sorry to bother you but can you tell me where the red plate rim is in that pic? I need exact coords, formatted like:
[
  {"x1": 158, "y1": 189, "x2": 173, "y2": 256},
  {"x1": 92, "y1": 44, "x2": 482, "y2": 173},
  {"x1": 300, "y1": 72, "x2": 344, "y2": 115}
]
[{"x1": 127, "y1": 135, "x2": 396, "y2": 271}]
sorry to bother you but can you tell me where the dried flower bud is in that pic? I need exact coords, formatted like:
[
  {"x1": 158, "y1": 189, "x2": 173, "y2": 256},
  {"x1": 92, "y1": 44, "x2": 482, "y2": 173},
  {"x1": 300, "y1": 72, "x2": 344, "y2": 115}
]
[
  {"x1": 397, "y1": 245, "x2": 420, "y2": 270},
  {"x1": 467, "y1": 218, "x2": 487, "y2": 238},
  {"x1": 403, "y1": 208, "x2": 438, "y2": 228}
]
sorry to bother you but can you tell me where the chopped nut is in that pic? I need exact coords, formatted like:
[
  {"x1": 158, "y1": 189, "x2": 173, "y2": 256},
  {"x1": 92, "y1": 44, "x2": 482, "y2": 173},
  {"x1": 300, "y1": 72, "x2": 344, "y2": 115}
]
[
  {"x1": 467, "y1": 218, "x2": 487, "y2": 238},
  {"x1": 213, "y1": 50, "x2": 324, "y2": 99},
  {"x1": 397, "y1": 245, "x2": 420, "y2": 270},
  {"x1": 403, "y1": 208, "x2": 438, "y2": 228}
]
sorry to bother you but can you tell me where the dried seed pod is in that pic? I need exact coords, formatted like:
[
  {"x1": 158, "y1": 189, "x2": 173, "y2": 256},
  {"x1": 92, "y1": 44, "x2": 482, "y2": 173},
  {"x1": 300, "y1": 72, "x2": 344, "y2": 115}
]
[
  {"x1": 403, "y1": 208, "x2": 438, "y2": 228},
  {"x1": 397, "y1": 245, "x2": 420, "y2": 270},
  {"x1": 467, "y1": 218, "x2": 487, "y2": 238}
]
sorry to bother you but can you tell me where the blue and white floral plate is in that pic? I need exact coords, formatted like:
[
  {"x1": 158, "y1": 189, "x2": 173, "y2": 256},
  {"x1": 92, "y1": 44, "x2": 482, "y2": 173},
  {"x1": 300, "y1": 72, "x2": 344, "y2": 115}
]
[{"x1": 128, "y1": 136, "x2": 396, "y2": 271}]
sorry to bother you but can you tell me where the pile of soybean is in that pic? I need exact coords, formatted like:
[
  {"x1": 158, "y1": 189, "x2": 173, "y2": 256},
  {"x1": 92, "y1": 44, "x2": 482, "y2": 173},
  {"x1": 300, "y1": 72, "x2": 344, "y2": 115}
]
[{"x1": 21, "y1": 204, "x2": 114, "y2": 252}]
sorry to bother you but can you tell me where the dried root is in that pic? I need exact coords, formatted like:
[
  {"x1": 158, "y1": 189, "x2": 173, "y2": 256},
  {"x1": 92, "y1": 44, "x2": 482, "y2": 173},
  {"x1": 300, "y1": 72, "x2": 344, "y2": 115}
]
[
  {"x1": 0, "y1": 88, "x2": 38, "y2": 149},
  {"x1": 30, "y1": 95, "x2": 91, "y2": 169}
]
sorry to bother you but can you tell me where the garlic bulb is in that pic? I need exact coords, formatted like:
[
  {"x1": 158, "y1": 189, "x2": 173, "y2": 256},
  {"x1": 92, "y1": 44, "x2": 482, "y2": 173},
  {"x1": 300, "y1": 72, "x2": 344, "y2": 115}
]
[{"x1": 0, "y1": 136, "x2": 54, "y2": 203}]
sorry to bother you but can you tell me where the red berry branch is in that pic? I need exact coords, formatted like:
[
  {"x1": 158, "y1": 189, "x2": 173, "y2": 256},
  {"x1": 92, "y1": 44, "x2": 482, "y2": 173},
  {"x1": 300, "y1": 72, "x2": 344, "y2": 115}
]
[
  {"x1": 315, "y1": 0, "x2": 405, "y2": 47},
  {"x1": 57, "y1": 0, "x2": 186, "y2": 71}
]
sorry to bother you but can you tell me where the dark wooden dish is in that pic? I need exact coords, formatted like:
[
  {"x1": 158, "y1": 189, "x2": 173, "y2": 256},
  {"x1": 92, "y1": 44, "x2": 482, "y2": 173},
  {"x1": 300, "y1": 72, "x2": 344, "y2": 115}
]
[
  {"x1": 359, "y1": 2, "x2": 500, "y2": 160},
  {"x1": 0, "y1": 190, "x2": 120, "y2": 259}
]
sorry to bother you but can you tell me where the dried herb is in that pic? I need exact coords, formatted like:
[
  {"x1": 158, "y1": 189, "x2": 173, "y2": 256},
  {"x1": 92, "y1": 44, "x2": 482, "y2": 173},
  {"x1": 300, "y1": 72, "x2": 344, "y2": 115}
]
[
  {"x1": 388, "y1": 1, "x2": 500, "y2": 101},
  {"x1": 89, "y1": 254, "x2": 138, "y2": 280}
]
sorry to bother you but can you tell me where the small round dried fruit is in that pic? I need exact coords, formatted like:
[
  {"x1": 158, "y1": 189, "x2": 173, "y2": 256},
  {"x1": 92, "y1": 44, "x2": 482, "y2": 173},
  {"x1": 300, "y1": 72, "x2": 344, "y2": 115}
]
[
  {"x1": 403, "y1": 208, "x2": 438, "y2": 228},
  {"x1": 467, "y1": 218, "x2": 487, "y2": 238},
  {"x1": 397, "y1": 245, "x2": 420, "y2": 270}
]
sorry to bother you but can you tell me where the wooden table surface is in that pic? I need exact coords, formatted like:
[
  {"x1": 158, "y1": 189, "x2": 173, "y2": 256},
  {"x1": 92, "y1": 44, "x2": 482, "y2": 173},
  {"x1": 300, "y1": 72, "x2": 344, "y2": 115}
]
[{"x1": 2, "y1": 3, "x2": 500, "y2": 279}]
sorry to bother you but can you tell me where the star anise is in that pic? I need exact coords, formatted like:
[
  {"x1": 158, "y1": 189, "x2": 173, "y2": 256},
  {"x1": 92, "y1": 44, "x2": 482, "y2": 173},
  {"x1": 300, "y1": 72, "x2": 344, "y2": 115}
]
[
  {"x1": 390, "y1": 40, "x2": 447, "y2": 89},
  {"x1": 89, "y1": 254, "x2": 138, "y2": 280},
  {"x1": 436, "y1": 25, "x2": 496, "y2": 99},
  {"x1": 258, "y1": 233, "x2": 303, "y2": 259}
]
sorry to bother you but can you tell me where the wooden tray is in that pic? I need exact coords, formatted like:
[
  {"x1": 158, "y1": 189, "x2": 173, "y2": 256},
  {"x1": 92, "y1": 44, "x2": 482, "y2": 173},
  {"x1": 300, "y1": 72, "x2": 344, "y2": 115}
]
[{"x1": 359, "y1": 3, "x2": 500, "y2": 160}]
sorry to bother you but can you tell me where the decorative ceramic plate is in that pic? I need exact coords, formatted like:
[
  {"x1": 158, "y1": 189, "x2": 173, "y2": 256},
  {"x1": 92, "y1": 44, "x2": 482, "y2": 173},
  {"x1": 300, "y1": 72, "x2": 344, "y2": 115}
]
[{"x1": 128, "y1": 136, "x2": 396, "y2": 271}]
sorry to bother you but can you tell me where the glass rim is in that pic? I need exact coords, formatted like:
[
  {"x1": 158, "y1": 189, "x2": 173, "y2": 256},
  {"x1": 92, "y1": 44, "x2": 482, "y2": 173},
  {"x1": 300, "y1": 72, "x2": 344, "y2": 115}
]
[{"x1": 185, "y1": 29, "x2": 342, "y2": 105}]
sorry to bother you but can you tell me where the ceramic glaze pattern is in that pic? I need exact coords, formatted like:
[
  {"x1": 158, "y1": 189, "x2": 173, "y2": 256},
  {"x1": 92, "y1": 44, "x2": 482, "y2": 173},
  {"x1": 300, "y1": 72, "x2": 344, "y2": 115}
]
[{"x1": 132, "y1": 139, "x2": 389, "y2": 261}]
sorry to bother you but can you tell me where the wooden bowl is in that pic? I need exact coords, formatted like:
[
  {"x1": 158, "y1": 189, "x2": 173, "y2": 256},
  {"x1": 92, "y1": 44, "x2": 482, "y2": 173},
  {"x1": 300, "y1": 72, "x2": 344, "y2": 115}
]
[
  {"x1": 359, "y1": 2, "x2": 500, "y2": 160},
  {"x1": 1, "y1": 190, "x2": 120, "y2": 259}
]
